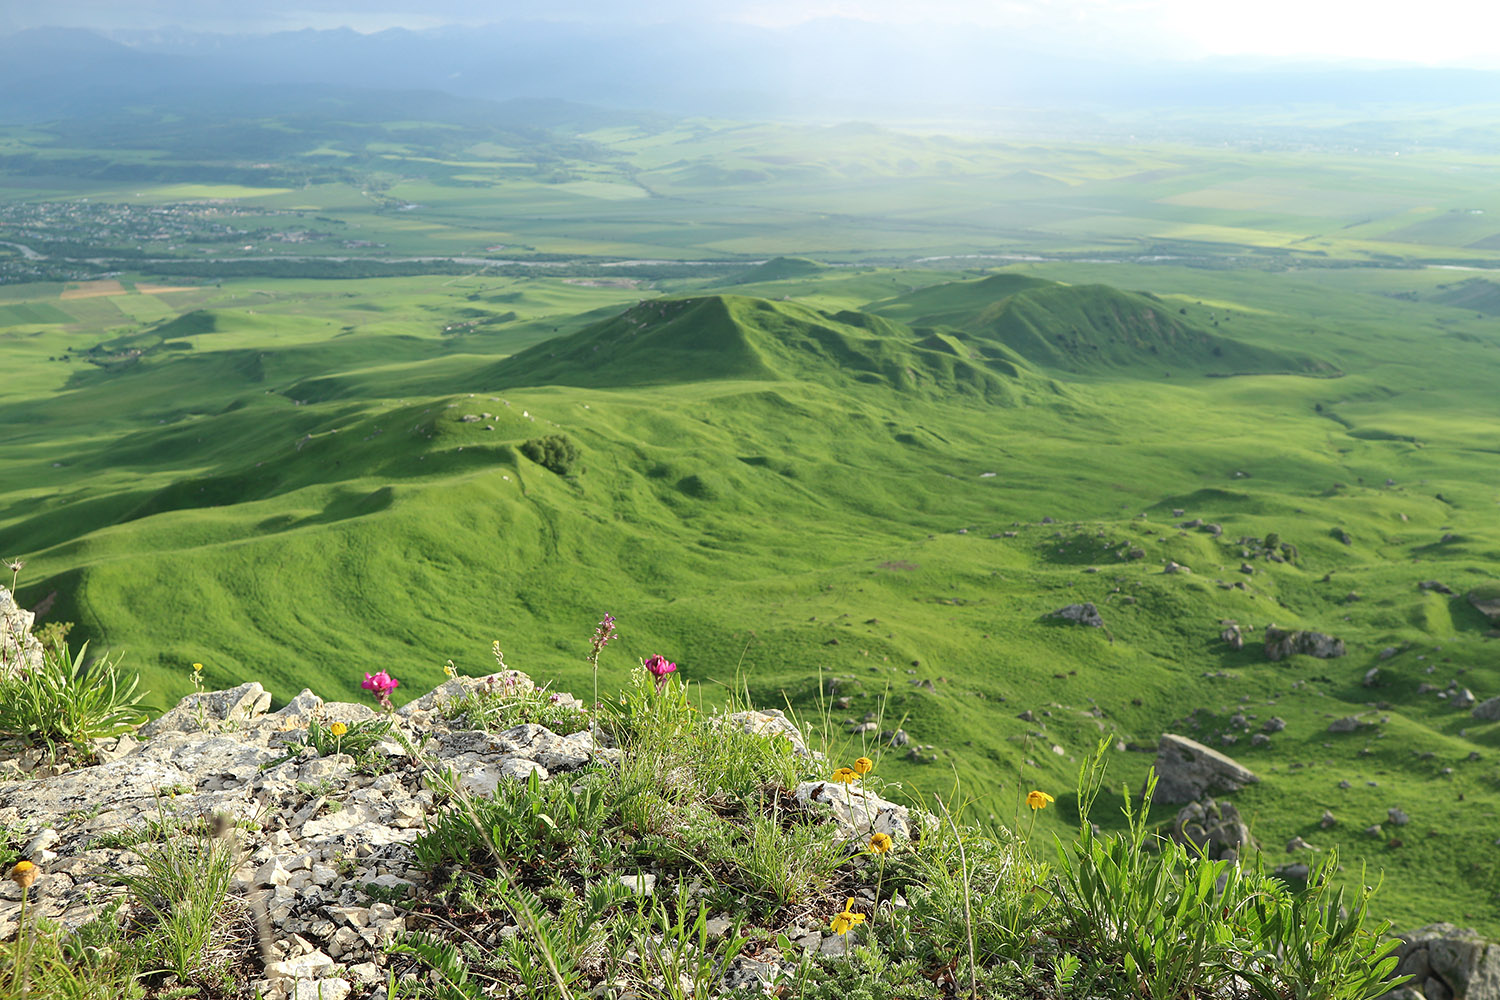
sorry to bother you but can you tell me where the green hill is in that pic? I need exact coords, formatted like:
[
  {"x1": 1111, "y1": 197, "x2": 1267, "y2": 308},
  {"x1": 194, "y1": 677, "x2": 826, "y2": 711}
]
[
  {"x1": 484, "y1": 294, "x2": 1039, "y2": 403},
  {"x1": 1429, "y1": 277, "x2": 1500, "y2": 315},
  {"x1": 724, "y1": 256, "x2": 829, "y2": 285},
  {"x1": 875, "y1": 275, "x2": 1337, "y2": 378}
]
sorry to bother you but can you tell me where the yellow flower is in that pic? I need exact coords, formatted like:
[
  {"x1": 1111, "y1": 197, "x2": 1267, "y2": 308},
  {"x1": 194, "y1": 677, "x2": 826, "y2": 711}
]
[
  {"x1": 830, "y1": 898, "x2": 866, "y2": 935},
  {"x1": 1027, "y1": 790, "x2": 1055, "y2": 811},
  {"x1": 192, "y1": 662, "x2": 203, "y2": 673},
  {"x1": 831, "y1": 767, "x2": 858, "y2": 784},
  {"x1": 443, "y1": 660, "x2": 457, "y2": 679},
  {"x1": 10, "y1": 861, "x2": 37, "y2": 889},
  {"x1": 329, "y1": 722, "x2": 348, "y2": 737},
  {"x1": 853, "y1": 757, "x2": 874, "y2": 775},
  {"x1": 868, "y1": 832, "x2": 893, "y2": 855}
]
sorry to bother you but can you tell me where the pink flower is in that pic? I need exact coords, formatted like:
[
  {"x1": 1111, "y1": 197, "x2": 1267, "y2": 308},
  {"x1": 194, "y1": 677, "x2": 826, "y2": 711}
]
[
  {"x1": 362, "y1": 670, "x2": 400, "y2": 710},
  {"x1": 643, "y1": 655, "x2": 676, "y2": 679},
  {"x1": 362, "y1": 671, "x2": 399, "y2": 695}
]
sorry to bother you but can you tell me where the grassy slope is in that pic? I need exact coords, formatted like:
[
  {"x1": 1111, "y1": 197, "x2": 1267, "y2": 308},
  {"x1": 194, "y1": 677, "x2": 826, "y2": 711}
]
[{"x1": 2, "y1": 262, "x2": 1500, "y2": 936}]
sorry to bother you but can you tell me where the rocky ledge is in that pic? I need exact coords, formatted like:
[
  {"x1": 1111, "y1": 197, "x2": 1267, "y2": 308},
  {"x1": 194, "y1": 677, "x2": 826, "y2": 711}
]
[{"x1": 0, "y1": 674, "x2": 909, "y2": 1000}]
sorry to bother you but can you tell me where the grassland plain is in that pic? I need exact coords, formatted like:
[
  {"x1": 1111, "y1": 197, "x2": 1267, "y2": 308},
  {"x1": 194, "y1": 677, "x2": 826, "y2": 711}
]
[
  {"x1": 13, "y1": 107, "x2": 1500, "y2": 269},
  {"x1": 3, "y1": 251, "x2": 1500, "y2": 936}
]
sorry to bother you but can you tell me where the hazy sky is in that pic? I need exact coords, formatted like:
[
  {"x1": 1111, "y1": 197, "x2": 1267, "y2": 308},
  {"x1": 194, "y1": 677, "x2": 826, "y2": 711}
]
[{"x1": 5, "y1": 0, "x2": 1498, "y2": 68}]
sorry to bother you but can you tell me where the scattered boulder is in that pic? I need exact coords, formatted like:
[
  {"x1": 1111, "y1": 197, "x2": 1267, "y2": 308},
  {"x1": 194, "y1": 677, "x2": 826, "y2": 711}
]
[
  {"x1": 1250, "y1": 733, "x2": 1270, "y2": 748},
  {"x1": 1048, "y1": 603, "x2": 1104, "y2": 628},
  {"x1": 1264, "y1": 626, "x2": 1346, "y2": 661},
  {"x1": 1472, "y1": 697, "x2": 1500, "y2": 723},
  {"x1": 1379, "y1": 646, "x2": 1399, "y2": 660},
  {"x1": 1263, "y1": 717, "x2": 1286, "y2": 733},
  {"x1": 1328, "y1": 716, "x2": 1362, "y2": 734},
  {"x1": 1163, "y1": 561, "x2": 1191, "y2": 574},
  {"x1": 1419, "y1": 581, "x2": 1456, "y2": 595},
  {"x1": 1468, "y1": 587, "x2": 1500, "y2": 623},
  {"x1": 1320, "y1": 810, "x2": 1337, "y2": 829},
  {"x1": 1148, "y1": 734, "x2": 1259, "y2": 804},
  {"x1": 1221, "y1": 624, "x2": 1244, "y2": 650},
  {"x1": 1454, "y1": 689, "x2": 1477, "y2": 710},
  {"x1": 1169, "y1": 797, "x2": 1256, "y2": 860},
  {"x1": 1388, "y1": 806, "x2": 1411, "y2": 827},
  {"x1": 1364, "y1": 667, "x2": 1381, "y2": 688}
]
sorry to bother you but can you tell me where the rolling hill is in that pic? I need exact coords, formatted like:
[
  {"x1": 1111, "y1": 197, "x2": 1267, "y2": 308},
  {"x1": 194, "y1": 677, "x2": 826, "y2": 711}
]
[
  {"x1": 874, "y1": 274, "x2": 1337, "y2": 377},
  {"x1": 2, "y1": 264, "x2": 1499, "y2": 935}
]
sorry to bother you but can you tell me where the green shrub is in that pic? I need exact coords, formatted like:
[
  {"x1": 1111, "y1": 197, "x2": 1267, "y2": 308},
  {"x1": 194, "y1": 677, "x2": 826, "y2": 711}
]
[
  {"x1": 0, "y1": 641, "x2": 146, "y2": 761},
  {"x1": 519, "y1": 434, "x2": 580, "y2": 475}
]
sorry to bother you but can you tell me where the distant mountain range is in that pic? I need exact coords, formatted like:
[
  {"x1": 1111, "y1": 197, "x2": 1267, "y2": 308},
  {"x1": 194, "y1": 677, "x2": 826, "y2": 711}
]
[{"x1": 6, "y1": 22, "x2": 1500, "y2": 126}]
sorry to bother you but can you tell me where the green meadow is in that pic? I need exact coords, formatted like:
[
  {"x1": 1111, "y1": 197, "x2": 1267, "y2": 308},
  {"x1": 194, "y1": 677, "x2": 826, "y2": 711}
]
[{"x1": 2, "y1": 109, "x2": 1500, "y2": 934}]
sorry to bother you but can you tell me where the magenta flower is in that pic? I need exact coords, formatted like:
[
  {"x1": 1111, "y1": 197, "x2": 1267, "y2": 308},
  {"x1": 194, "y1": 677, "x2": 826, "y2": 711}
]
[
  {"x1": 362, "y1": 670, "x2": 400, "y2": 710},
  {"x1": 643, "y1": 655, "x2": 676, "y2": 678},
  {"x1": 643, "y1": 654, "x2": 677, "y2": 691}
]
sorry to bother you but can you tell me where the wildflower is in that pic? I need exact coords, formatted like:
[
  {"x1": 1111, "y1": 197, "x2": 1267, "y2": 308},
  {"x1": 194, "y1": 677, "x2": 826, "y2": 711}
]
[
  {"x1": 4, "y1": 559, "x2": 22, "y2": 574},
  {"x1": 192, "y1": 662, "x2": 203, "y2": 674},
  {"x1": 9, "y1": 861, "x2": 36, "y2": 889},
  {"x1": 362, "y1": 671, "x2": 400, "y2": 711},
  {"x1": 1027, "y1": 790, "x2": 1055, "y2": 811},
  {"x1": 830, "y1": 898, "x2": 866, "y2": 935},
  {"x1": 492, "y1": 641, "x2": 507, "y2": 669},
  {"x1": 443, "y1": 660, "x2": 457, "y2": 679},
  {"x1": 643, "y1": 654, "x2": 677, "y2": 679},
  {"x1": 868, "y1": 832, "x2": 893, "y2": 854},
  {"x1": 831, "y1": 767, "x2": 858, "y2": 784},
  {"x1": 853, "y1": 757, "x2": 874, "y2": 775},
  {"x1": 590, "y1": 614, "x2": 617, "y2": 655},
  {"x1": 329, "y1": 722, "x2": 348, "y2": 736}
]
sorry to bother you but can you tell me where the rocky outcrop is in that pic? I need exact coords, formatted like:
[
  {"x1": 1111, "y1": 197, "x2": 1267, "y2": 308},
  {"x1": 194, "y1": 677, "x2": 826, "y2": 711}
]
[
  {"x1": 0, "y1": 671, "x2": 874, "y2": 1000},
  {"x1": 1263, "y1": 626, "x2": 1346, "y2": 661},
  {"x1": 1473, "y1": 697, "x2": 1500, "y2": 724},
  {"x1": 1148, "y1": 733, "x2": 1259, "y2": 804},
  {"x1": 1385, "y1": 924, "x2": 1500, "y2": 1000},
  {"x1": 0, "y1": 586, "x2": 43, "y2": 679}
]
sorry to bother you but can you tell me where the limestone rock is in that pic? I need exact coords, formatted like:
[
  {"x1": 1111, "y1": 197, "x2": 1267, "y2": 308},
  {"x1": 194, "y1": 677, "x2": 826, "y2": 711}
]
[
  {"x1": 1328, "y1": 716, "x2": 1362, "y2": 734},
  {"x1": 1468, "y1": 588, "x2": 1500, "y2": 623},
  {"x1": 721, "y1": 708, "x2": 815, "y2": 758},
  {"x1": 1472, "y1": 697, "x2": 1500, "y2": 723},
  {"x1": 1148, "y1": 734, "x2": 1259, "y2": 804},
  {"x1": 793, "y1": 780, "x2": 910, "y2": 842},
  {"x1": 140, "y1": 682, "x2": 272, "y2": 738},
  {"x1": 1047, "y1": 603, "x2": 1104, "y2": 628},
  {"x1": 0, "y1": 586, "x2": 44, "y2": 679},
  {"x1": 1264, "y1": 627, "x2": 1346, "y2": 661},
  {"x1": 1169, "y1": 798, "x2": 1255, "y2": 860},
  {"x1": 1391, "y1": 924, "x2": 1500, "y2": 1000}
]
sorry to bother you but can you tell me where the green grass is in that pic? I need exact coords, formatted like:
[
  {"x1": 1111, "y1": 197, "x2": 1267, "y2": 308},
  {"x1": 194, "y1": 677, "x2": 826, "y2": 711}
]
[{"x1": 2, "y1": 258, "x2": 1499, "y2": 935}]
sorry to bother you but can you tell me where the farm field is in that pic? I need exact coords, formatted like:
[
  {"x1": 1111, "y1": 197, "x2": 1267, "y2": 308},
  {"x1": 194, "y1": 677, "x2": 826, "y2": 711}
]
[{"x1": 2, "y1": 108, "x2": 1500, "y2": 934}]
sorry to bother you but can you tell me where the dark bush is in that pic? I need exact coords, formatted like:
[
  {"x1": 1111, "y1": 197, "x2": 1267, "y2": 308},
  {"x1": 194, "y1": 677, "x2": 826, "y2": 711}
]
[{"x1": 520, "y1": 434, "x2": 580, "y2": 475}]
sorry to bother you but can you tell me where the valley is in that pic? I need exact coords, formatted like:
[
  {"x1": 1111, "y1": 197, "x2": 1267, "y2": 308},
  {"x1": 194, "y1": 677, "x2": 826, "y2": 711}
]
[{"x1": 1, "y1": 107, "x2": 1499, "y2": 937}]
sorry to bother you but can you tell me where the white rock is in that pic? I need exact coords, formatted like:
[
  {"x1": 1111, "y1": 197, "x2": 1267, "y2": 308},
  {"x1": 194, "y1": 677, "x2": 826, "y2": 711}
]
[{"x1": 266, "y1": 949, "x2": 336, "y2": 980}]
